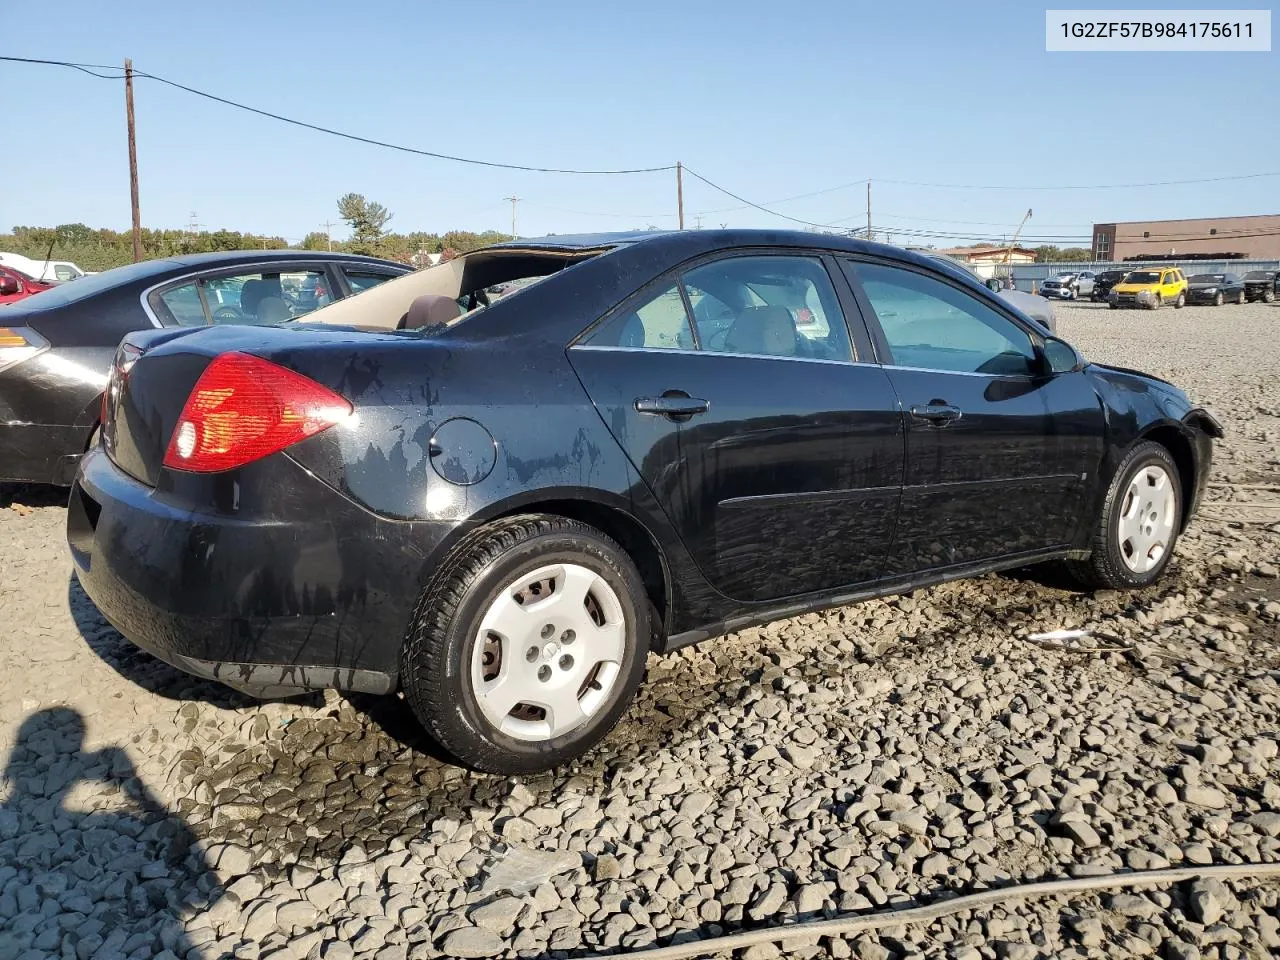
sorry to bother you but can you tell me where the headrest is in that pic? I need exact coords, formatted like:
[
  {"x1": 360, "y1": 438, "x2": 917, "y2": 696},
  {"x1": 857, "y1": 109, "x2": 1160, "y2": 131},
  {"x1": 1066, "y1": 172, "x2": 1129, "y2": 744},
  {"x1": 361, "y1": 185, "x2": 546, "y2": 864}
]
[{"x1": 402, "y1": 294, "x2": 462, "y2": 330}]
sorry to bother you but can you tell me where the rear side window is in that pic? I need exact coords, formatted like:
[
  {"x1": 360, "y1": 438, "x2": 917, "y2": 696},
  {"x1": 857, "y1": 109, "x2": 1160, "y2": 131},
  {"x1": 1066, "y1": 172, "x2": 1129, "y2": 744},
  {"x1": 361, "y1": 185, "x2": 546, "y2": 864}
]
[
  {"x1": 584, "y1": 254, "x2": 854, "y2": 362},
  {"x1": 587, "y1": 283, "x2": 692, "y2": 349},
  {"x1": 157, "y1": 282, "x2": 207, "y2": 326}
]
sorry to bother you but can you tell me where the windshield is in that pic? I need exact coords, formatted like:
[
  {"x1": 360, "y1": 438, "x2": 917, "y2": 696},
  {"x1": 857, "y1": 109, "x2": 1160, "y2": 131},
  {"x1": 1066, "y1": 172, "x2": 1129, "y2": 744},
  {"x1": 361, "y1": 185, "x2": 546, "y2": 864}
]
[
  {"x1": 8, "y1": 259, "x2": 179, "y2": 310},
  {"x1": 1245, "y1": 271, "x2": 1272, "y2": 280},
  {"x1": 1189, "y1": 275, "x2": 1225, "y2": 283},
  {"x1": 1125, "y1": 272, "x2": 1161, "y2": 284}
]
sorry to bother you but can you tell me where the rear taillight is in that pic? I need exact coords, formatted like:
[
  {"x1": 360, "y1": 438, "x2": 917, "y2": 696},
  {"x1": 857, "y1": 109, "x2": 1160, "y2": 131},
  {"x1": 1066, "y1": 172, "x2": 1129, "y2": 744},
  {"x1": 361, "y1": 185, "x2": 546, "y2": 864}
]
[
  {"x1": 163, "y1": 352, "x2": 352, "y2": 473},
  {"x1": 102, "y1": 342, "x2": 144, "y2": 425},
  {"x1": 0, "y1": 326, "x2": 50, "y2": 374}
]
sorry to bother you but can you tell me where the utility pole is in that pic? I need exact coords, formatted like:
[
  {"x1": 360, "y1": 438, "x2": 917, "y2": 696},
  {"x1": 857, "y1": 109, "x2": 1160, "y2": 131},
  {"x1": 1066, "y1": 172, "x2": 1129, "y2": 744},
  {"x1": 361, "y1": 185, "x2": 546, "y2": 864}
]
[
  {"x1": 124, "y1": 59, "x2": 142, "y2": 262},
  {"x1": 321, "y1": 220, "x2": 335, "y2": 251},
  {"x1": 694, "y1": 215, "x2": 703, "y2": 230},
  {"x1": 504, "y1": 197, "x2": 520, "y2": 239},
  {"x1": 676, "y1": 161, "x2": 685, "y2": 230},
  {"x1": 865, "y1": 180, "x2": 872, "y2": 243}
]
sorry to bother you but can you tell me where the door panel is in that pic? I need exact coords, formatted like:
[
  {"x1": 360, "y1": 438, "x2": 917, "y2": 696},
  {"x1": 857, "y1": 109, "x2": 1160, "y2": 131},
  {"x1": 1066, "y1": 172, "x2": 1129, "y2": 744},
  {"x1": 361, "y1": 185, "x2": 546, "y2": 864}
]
[
  {"x1": 882, "y1": 368, "x2": 1103, "y2": 574},
  {"x1": 569, "y1": 348, "x2": 904, "y2": 602}
]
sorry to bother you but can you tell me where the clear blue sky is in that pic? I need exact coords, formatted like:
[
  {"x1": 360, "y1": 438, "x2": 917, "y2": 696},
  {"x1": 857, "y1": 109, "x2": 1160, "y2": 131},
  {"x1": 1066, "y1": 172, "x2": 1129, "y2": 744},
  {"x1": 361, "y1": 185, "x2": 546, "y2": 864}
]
[{"x1": 3, "y1": 0, "x2": 1276, "y2": 246}]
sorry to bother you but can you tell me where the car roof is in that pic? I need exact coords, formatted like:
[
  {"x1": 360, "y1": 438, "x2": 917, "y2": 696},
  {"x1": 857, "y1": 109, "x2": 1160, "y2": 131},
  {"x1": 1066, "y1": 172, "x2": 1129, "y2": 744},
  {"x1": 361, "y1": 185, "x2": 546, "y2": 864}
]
[
  {"x1": 490, "y1": 228, "x2": 909, "y2": 259},
  {"x1": 163, "y1": 249, "x2": 406, "y2": 268}
]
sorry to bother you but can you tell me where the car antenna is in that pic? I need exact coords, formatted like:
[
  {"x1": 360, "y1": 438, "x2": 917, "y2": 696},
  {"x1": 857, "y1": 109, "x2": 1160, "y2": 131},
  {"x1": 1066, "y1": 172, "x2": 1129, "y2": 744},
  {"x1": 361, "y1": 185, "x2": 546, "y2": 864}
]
[{"x1": 42, "y1": 235, "x2": 56, "y2": 277}]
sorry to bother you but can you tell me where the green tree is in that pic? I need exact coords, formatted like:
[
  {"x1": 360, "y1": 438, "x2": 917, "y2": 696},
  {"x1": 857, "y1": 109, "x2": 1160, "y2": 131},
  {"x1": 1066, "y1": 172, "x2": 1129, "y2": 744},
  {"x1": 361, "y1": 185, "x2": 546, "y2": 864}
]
[{"x1": 337, "y1": 193, "x2": 392, "y2": 254}]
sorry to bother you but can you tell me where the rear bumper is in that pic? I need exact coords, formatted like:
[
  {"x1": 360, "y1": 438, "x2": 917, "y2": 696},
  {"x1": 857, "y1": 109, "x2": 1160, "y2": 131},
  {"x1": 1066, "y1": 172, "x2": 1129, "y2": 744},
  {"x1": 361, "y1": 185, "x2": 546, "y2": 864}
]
[{"x1": 68, "y1": 447, "x2": 450, "y2": 696}]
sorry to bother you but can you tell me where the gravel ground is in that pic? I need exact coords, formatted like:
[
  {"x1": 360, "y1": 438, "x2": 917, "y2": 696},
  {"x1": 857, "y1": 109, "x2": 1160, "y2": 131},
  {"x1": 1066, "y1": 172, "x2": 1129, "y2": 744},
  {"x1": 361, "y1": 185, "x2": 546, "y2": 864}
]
[{"x1": 1, "y1": 299, "x2": 1278, "y2": 960}]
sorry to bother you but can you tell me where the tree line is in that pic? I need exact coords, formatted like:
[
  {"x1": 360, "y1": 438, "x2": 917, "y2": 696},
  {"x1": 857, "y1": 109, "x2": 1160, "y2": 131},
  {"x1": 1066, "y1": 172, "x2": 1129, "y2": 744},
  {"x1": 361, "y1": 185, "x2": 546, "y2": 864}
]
[{"x1": 1, "y1": 194, "x2": 512, "y2": 273}]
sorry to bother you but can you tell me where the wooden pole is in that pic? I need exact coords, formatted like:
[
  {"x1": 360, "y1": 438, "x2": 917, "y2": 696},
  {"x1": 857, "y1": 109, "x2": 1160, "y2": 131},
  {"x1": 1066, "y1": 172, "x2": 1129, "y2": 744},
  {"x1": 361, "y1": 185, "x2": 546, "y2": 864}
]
[
  {"x1": 676, "y1": 162, "x2": 685, "y2": 230},
  {"x1": 125, "y1": 59, "x2": 142, "y2": 262}
]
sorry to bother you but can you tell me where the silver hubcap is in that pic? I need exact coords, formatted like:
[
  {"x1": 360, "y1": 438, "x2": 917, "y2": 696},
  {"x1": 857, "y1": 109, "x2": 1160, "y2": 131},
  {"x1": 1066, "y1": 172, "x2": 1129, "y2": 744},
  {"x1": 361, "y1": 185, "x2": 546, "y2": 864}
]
[
  {"x1": 1117, "y1": 465, "x2": 1176, "y2": 574},
  {"x1": 471, "y1": 563, "x2": 626, "y2": 742}
]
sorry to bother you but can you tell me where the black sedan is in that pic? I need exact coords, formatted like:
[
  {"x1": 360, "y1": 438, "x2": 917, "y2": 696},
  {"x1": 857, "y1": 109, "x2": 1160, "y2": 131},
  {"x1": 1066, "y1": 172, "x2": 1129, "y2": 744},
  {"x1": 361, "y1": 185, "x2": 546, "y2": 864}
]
[
  {"x1": 0, "y1": 250, "x2": 410, "y2": 485},
  {"x1": 1244, "y1": 270, "x2": 1280, "y2": 303},
  {"x1": 1184, "y1": 272, "x2": 1246, "y2": 306},
  {"x1": 1091, "y1": 270, "x2": 1128, "y2": 302},
  {"x1": 67, "y1": 230, "x2": 1221, "y2": 773}
]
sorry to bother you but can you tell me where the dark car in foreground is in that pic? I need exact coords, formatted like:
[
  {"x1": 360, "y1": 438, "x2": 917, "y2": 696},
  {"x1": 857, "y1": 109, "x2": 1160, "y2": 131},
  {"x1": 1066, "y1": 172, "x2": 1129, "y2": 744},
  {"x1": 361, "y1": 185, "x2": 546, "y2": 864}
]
[
  {"x1": 67, "y1": 230, "x2": 1222, "y2": 773},
  {"x1": 1244, "y1": 270, "x2": 1279, "y2": 303},
  {"x1": 1091, "y1": 270, "x2": 1127, "y2": 302},
  {"x1": 0, "y1": 250, "x2": 409, "y2": 485},
  {"x1": 1185, "y1": 272, "x2": 1246, "y2": 306}
]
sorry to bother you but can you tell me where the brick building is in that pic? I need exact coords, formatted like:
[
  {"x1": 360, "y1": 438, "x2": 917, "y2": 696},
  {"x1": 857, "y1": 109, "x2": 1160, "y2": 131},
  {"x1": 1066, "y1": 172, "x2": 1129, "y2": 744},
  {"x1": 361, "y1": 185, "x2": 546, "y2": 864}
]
[{"x1": 1092, "y1": 214, "x2": 1280, "y2": 261}]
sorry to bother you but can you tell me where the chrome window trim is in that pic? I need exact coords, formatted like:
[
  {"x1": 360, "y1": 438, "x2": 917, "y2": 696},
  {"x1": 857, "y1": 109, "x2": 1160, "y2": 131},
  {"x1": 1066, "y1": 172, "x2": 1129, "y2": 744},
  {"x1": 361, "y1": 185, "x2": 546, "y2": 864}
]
[
  {"x1": 569, "y1": 343, "x2": 874, "y2": 368},
  {"x1": 137, "y1": 259, "x2": 361, "y2": 328}
]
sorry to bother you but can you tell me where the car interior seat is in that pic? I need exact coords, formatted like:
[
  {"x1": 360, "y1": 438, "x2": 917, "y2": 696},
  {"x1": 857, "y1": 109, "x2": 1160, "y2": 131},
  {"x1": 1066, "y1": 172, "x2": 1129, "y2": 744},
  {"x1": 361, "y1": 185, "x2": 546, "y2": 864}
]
[
  {"x1": 724, "y1": 305, "x2": 797, "y2": 357},
  {"x1": 398, "y1": 294, "x2": 463, "y2": 330}
]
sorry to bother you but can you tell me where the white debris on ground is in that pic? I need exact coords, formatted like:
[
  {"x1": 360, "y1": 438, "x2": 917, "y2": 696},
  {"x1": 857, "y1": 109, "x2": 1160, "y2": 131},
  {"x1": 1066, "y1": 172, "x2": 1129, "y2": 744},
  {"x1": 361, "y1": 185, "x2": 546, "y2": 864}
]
[{"x1": 1, "y1": 299, "x2": 1278, "y2": 960}]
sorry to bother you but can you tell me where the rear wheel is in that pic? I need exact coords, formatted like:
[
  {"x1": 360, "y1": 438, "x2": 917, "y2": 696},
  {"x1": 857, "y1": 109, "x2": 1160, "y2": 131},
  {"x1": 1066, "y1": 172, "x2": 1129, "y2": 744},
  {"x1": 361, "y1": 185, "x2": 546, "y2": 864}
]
[
  {"x1": 1237, "y1": 291, "x2": 1246, "y2": 305},
  {"x1": 1174, "y1": 292, "x2": 1185, "y2": 309},
  {"x1": 400, "y1": 515, "x2": 651, "y2": 773},
  {"x1": 1067, "y1": 441, "x2": 1182, "y2": 590}
]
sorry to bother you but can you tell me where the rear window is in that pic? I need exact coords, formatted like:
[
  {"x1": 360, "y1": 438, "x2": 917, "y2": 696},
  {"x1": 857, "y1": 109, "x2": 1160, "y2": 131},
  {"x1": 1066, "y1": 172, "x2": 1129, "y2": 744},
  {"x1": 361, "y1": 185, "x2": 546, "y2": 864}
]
[{"x1": 8, "y1": 259, "x2": 178, "y2": 310}]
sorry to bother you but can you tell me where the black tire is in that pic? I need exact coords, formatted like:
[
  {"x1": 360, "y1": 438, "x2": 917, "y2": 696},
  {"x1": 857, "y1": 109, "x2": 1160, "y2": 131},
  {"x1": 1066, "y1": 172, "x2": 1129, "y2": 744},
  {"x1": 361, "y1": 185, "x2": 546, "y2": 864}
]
[
  {"x1": 1067, "y1": 441, "x2": 1183, "y2": 591},
  {"x1": 1214, "y1": 292, "x2": 1224, "y2": 306},
  {"x1": 1150, "y1": 294, "x2": 1162, "y2": 310},
  {"x1": 1174, "y1": 292, "x2": 1185, "y2": 309},
  {"x1": 1237, "y1": 291, "x2": 1245, "y2": 305},
  {"x1": 1264, "y1": 289, "x2": 1275, "y2": 303},
  {"x1": 1109, "y1": 302, "x2": 1119, "y2": 309},
  {"x1": 400, "y1": 514, "x2": 652, "y2": 774}
]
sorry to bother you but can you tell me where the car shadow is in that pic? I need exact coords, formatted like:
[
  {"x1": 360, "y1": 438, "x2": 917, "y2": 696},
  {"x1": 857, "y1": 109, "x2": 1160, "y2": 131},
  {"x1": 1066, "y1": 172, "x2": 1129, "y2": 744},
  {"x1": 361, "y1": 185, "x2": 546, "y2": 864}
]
[
  {"x1": 0, "y1": 482, "x2": 68, "y2": 510},
  {"x1": 0, "y1": 706, "x2": 222, "y2": 959},
  {"x1": 66, "y1": 573, "x2": 322, "y2": 709}
]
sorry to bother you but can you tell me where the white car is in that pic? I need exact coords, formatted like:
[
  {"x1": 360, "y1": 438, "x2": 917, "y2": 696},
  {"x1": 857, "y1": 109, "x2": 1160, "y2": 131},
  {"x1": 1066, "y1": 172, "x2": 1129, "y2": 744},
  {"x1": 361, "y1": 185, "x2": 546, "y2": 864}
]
[
  {"x1": 1040, "y1": 271, "x2": 1095, "y2": 300},
  {"x1": 0, "y1": 252, "x2": 91, "y2": 283}
]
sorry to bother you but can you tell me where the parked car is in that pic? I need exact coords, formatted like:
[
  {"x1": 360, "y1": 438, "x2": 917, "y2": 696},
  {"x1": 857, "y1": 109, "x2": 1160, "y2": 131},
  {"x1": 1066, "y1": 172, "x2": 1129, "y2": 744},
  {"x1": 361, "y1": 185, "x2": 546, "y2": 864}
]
[
  {"x1": 1109, "y1": 267, "x2": 1188, "y2": 309},
  {"x1": 1185, "y1": 273, "x2": 1246, "y2": 306},
  {"x1": 0, "y1": 265, "x2": 54, "y2": 306},
  {"x1": 1040, "y1": 271, "x2": 1095, "y2": 300},
  {"x1": 923, "y1": 252, "x2": 1056, "y2": 333},
  {"x1": 67, "y1": 230, "x2": 1221, "y2": 774},
  {"x1": 1091, "y1": 270, "x2": 1128, "y2": 302},
  {"x1": 0, "y1": 253, "x2": 91, "y2": 283},
  {"x1": 0, "y1": 250, "x2": 409, "y2": 485},
  {"x1": 1243, "y1": 269, "x2": 1280, "y2": 303}
]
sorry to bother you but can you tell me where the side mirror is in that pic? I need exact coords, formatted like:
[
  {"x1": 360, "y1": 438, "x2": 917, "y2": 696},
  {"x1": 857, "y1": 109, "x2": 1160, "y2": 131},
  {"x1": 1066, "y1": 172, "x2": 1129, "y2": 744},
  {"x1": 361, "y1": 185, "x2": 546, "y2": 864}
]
[
  {"x1": 985, "y1": 277, "x2": 1002, "y2": 292},
  {"x1": 0, "y1": 276, "x2": 20, "y2": 296},
  {"x1": 1039, "y1": 336, "x2": 1082, "y2": 375}
]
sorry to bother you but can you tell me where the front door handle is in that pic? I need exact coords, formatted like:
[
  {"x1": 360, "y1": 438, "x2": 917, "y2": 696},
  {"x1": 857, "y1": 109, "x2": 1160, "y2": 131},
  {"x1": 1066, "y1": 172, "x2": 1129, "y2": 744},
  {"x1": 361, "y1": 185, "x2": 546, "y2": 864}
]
[
  {"x1": 909, "y1": 402, "x2": 963, "y2": 426},
  {"x1": 635, "y1": 391, "x2": 710, "y2": 421}
]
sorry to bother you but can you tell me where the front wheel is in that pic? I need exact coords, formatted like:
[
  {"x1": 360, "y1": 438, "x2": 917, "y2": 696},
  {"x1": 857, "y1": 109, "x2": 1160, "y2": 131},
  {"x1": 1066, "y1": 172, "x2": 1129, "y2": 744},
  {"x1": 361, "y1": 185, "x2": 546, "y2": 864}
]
[
  {"x1": 400, "y1": 515, "x2": 651, "y2": 774},
  {"x1": 1067, "y1": 441, "x2": 1182, "y2": 590},
  {"x1": 1214, "y1": 292, "x2": 1224, "y2": 306},
  {"x1": 1149, "y1": 294, "x2": 1162, "y2": 311}
]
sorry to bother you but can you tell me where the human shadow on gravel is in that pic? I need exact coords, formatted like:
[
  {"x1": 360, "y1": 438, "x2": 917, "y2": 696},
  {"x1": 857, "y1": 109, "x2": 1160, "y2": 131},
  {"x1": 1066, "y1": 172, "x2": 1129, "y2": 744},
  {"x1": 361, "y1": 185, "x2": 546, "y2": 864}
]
[
  {"x1": 0, "y1": 707, "x2": 221, "y2": 960},
  {"x1": 66, "y1": 575, "x2": 322, "y2": 709}
]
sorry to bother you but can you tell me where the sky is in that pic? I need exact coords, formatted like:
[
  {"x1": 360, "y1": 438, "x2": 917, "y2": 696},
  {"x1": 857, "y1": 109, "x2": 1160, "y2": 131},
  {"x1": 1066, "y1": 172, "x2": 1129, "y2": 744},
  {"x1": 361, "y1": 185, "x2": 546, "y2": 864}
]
[{"x1": 2, "y1": 0, "x2": 1277, "y2": 247}]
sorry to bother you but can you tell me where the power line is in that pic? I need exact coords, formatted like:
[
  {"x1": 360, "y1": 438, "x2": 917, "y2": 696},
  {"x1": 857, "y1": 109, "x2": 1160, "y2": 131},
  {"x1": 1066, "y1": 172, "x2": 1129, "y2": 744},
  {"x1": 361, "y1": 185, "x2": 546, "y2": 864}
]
[
  {"x1": 680, "y1": 167, "x2": 848, "y2": 229},
  {"x1": 0, "y1": 56, "x2": 675, "y2": 176},
  {"x1": 877, "y1": 173, "x2": 1280, "y2": 191}
]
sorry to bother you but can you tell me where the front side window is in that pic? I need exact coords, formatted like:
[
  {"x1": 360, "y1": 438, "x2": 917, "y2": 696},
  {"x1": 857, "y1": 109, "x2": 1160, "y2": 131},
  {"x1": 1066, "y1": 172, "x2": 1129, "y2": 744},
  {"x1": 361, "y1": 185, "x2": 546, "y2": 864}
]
[
  {"x1": 683, "y1": 256, "x2": 852, "y2": 361},
  {"x1": 344, "y1": 270, "x2": 397, "y2": 295},
  {"x1": 850, "y1": 261, "x2": 1038, "y2": 376},
  {"x1": 54, "y1": 264, "x2": 78, "y2": 281}
]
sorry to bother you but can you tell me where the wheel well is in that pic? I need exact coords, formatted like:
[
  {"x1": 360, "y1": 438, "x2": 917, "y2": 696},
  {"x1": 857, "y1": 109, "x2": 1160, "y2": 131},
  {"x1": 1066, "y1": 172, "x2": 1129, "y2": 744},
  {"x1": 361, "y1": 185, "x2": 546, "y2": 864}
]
[
  {"x1": 1140, "y1": 425, "x2": 1197, "y2": 529},
  {"x1": 491, "y1": 499, "x2": 670, "y2": 646}
]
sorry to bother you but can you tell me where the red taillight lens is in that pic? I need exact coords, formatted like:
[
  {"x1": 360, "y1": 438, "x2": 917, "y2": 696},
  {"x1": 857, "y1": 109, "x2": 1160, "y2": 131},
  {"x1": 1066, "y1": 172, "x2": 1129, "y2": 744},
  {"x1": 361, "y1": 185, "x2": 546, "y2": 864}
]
[{"x1": 163, "y1": 352, "x2": 352, "y2": 473}]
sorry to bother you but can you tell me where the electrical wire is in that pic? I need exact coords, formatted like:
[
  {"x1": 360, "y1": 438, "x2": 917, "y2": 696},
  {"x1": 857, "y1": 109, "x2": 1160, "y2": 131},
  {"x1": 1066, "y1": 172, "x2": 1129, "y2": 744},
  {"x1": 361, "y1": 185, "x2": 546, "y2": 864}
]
[
  {"x1": 0, "y1": 56, "x2": 675, "y2": 176},
  {"x1": 879, "y1": 172, "x2": 1280, "y2": 190},
  {"x1": 681, "y1": 168, "x2": 850, "y2": 229},
  {"x1": 576, "y1": 861, "x2": 1280, "y2": 960}
]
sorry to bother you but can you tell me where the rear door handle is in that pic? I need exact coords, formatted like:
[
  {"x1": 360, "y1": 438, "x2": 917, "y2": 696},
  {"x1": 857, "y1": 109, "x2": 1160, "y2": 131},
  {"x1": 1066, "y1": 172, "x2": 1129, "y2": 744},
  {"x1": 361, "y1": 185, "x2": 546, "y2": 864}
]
[
  {"x1": 909, "y1": 403, "x2": 963, "y2": 426},
  {"x1": 634, "y1": 392, "x2": 710, "y2": 421}
]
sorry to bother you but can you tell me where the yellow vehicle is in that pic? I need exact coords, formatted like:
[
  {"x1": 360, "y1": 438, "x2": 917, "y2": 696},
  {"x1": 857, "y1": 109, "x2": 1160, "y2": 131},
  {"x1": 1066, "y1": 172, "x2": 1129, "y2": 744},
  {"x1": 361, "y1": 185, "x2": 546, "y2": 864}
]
[{"x1": 1109, "y1": 267, "x2": 1187, "y2": 310}]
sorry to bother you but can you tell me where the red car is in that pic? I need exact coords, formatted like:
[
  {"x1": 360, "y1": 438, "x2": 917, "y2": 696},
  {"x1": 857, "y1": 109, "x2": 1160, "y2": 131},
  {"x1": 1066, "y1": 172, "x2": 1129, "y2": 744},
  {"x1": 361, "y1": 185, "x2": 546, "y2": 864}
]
[{"x1": 0, "y1": 265, "x2": 54, "y2": 306}]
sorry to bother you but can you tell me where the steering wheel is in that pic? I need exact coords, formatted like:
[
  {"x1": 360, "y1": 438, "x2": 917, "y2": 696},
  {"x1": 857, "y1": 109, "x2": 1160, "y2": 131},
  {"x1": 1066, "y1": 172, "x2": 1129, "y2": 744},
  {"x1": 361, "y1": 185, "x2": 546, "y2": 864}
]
[
  {"x1": 212, "y1": 306, "x2": 242, "y2": 324},
  {"x1": 704, "y1": 325, "x2": 732, "y2": 352}
]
